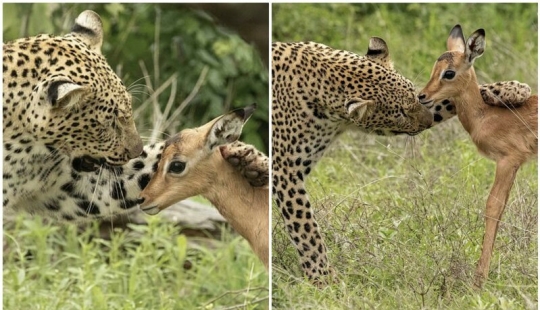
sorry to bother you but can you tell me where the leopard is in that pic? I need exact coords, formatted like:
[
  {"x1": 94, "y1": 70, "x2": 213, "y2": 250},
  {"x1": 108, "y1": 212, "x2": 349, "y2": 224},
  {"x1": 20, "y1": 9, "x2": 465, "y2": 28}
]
[
  {"x1": 3, "y1": 9, "x2": 268, "y2": 222},
  {"x1": 2, "y1": 10, "x2": 145, "y2": 218},
  {"x1": 271, "y1": 39, "x2": 534, "y2": 285},
  {"x1": 272, "y1": 39, "x2": 433, "y2": 284}
]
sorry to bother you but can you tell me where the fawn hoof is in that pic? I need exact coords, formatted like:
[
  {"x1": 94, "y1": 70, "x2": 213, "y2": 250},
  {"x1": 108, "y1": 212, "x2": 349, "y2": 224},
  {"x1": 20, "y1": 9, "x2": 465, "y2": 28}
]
[{"x1": 473, "y1": 273, "x2": 485, "y2": 290}]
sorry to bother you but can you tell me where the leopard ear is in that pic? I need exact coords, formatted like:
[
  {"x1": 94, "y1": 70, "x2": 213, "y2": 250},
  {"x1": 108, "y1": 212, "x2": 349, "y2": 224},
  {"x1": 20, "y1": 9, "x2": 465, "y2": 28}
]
[
  {"x1": 48, "y1": 80, "x2": 89, "y2": 110},
  {"x1": 346, "y1": 98, "x2": 374, "y2": 120},
  {"x1": 365, "y1": 37, "x2": 393, "y2": 70},
  {"x1": 71, "y1": 10, "x2": 103, "y2": 53}
]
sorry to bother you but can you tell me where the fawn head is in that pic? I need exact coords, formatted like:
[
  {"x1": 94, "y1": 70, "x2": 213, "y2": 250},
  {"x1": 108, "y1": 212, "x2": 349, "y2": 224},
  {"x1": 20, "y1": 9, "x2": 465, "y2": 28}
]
[
  {"x1": 138, "y1": 104, "x2": 255, "y2": 215},
  {"x1": 418, "y1": 25, "x2": 485, "y2": 106}
]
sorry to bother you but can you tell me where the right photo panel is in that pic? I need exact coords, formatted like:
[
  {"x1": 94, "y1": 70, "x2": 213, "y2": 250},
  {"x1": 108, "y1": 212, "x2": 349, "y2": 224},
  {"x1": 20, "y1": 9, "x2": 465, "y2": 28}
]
[{"x1": 271, "y1": 3, "x2": 538, "y2": 309}]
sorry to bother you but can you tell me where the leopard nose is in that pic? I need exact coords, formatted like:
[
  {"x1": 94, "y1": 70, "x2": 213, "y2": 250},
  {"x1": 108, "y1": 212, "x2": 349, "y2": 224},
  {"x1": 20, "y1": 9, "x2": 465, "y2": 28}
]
[{"x1": 128, "y1": 139, "x2": 144, "y2": 159}]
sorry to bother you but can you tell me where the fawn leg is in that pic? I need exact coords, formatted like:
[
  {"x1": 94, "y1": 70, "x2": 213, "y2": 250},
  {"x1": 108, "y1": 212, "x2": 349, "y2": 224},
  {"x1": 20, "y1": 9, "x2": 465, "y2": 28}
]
[{"x1": 474, "y1": 158, "x2": 519, "y2": 288}]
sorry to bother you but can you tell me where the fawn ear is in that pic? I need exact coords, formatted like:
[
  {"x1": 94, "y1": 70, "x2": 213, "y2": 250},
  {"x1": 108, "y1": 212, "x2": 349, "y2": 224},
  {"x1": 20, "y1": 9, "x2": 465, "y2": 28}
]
[
  {"x1": 206, "y1": 104, "x2": 255, "y2": 150},
  {"x1": 447, "y1": 24, "x2": 466, "y2": 52},
  {"x1": 465, "y1": 29, "x2": 485, "y2": 65},
  {"x1": 346, "y1": 98, "x2": 374, "y2": 121}
]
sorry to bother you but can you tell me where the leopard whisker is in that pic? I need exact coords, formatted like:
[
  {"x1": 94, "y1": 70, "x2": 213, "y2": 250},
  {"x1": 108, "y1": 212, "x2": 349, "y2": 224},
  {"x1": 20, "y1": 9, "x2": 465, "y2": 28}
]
[
  {"x1": 87, "y1": 166, "x2": 105, "y2": 216},
  {"x1": 111, "y1": 168, "x2": 130, "y2": 215},
  {"x1": 127, "y1": 76, "x2": 151, "y2": 92}
]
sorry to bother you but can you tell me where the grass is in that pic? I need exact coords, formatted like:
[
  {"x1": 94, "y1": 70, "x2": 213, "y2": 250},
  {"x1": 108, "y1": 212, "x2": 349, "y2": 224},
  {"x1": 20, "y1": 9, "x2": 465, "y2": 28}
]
[
  {"x1": 272, "y1": 125, "x2": 537, "y2": 309},
  {"x1": 4, "y1": 214, "x2": 269, "y2": 309},
  {"x1": 272, "y1": 3, "x2": 538, "y2": 309}
]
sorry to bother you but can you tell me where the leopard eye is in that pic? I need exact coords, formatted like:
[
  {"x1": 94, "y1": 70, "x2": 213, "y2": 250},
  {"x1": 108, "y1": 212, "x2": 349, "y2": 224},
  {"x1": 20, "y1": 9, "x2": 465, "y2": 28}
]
[
  {"x1": 442, "y1": 70, "x2": 456, "y2": 80},
  {"x1": 168, "y1": 161, "x2": 186, "y2": 174}
]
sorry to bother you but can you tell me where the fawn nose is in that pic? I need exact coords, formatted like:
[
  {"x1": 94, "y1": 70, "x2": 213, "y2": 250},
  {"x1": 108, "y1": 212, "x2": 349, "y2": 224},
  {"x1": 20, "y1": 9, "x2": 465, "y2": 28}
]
[
  {"x1": 137, "y1": 197, "x2": 145, "y2": 205},
  {"x1": 417, "y1": 94, "x2": 426, "y2": 100}
]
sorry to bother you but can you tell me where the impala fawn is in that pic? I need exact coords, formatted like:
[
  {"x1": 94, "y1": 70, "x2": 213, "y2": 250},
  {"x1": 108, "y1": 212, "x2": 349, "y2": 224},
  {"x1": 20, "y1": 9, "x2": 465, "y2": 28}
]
[
  {"x1": 138, "y1": 105, "x2": 269, "y2": 268},
  {"x1": 418, "y1": 25, "x2": 538, "y2": 288}
]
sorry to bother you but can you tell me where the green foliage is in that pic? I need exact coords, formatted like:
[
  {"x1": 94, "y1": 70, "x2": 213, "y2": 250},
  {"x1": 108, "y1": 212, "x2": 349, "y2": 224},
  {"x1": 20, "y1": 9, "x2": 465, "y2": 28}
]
[
  {"x1": 272, "y1": 3, "x2": 537, "y2": 309},
  {"x1": 273, "y1": 3, "x2": 538, "y2": 92},
  {"x1": 4, "y1": 215, "x2": 268, "y2": 309},
  {"x1": 3, "y1": 3, "x2": 269, "y2": 152}
]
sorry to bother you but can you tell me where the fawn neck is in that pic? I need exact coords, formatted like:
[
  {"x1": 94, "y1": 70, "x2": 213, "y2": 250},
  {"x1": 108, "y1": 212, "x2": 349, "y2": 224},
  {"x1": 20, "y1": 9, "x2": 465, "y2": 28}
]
[
  {"x1": 452, "y1": 69, "x2": 485, "y2": 134},
  {"x1": 203, "y1": 150, "x2": 269, "y2": 265}
]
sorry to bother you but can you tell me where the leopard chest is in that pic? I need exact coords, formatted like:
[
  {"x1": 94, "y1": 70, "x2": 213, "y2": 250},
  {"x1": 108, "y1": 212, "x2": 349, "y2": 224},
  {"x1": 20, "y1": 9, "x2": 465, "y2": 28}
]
[{"x1": 3, "y1": 135, "x2": 72, "y2": 209}]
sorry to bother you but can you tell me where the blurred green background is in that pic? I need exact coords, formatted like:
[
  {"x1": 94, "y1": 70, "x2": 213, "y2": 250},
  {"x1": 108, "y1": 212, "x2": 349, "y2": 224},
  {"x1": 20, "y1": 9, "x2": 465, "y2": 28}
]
[
  {"x1": 4, "y1": 3, "x2": 269, "y2": 153},
  {"x1": 273, "y1": 3, "x2": 538, "y2": 92}
]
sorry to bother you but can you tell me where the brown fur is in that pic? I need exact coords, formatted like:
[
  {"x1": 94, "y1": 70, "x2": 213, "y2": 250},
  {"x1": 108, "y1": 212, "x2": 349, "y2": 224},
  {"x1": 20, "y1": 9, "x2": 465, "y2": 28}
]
[
  {"x1": 419, "y1": 25, "x2": 538, "y2": 289},
  {"x1": 139, "y1": 117, "x2": 269, "y2": 268}
]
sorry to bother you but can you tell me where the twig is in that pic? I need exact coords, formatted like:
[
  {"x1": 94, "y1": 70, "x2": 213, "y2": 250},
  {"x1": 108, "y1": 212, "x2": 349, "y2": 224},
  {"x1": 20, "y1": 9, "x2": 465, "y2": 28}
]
[
  {"x1": 133, "y1": 70, "x2": 178, "y2": 118},
  {"x1": 162, "y1": 66, "x2": 209, "y2": 130},
  {"x1": 203, "y1": 286, "x2": 268, "y2": 307},
  {"x1": 219, "y1": 297, "x2": 269, "y2": 310}
]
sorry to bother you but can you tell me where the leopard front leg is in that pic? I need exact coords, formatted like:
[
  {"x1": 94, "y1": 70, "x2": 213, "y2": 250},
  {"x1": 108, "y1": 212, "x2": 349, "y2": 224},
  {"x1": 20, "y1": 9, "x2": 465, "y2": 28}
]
[
  {"x1": 480, "y1": 81, "x2": 531, "y2": 108},
  {"x1": 272, "y1": 95, "x2": 344, "y2": 285},
  {"x1": 273, "y1": 156, "x2": 336, "y2": 285}
]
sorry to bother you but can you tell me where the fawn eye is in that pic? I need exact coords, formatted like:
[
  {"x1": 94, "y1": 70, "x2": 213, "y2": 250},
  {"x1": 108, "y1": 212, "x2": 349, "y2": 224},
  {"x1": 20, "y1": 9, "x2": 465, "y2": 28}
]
[
  {"x1": 168, "y1": 161, "x2": 186, "y2": 174},
  {"x1": 442, "y1": 70, "x2": 456, "y2": 80}
]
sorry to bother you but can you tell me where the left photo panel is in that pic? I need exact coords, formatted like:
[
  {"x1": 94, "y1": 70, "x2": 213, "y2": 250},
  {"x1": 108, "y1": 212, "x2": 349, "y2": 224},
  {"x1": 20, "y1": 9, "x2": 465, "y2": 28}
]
[{"x1": 3, "y1": 3, "x2": 270, "y2": 309}]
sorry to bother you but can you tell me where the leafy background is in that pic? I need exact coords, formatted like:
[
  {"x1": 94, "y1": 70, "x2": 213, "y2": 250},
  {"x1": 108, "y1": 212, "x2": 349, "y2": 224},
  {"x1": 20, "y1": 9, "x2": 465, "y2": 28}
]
[
  {"x1": 3, "y1": 3, "x2": 269, "y2": 153},
  {"x1": 272, "y1": 3, "x2": 537, "y2": 309},
  {"x1": 273, "y1": 3, "x2": 537, "y2": 89}
]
